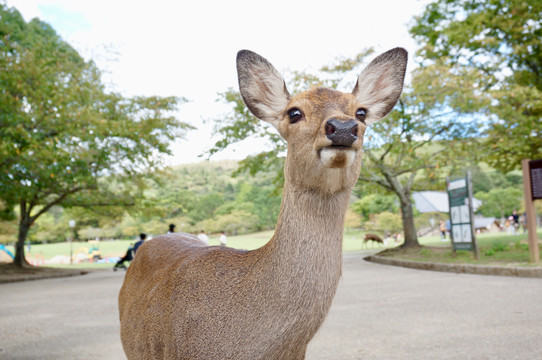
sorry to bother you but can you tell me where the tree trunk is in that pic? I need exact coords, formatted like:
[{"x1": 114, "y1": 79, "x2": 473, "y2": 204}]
[
  {"x1": 14, "y1": 203, "x2": 32, "y2": 267},
  {"x1": 399, "y1": 197, "x2": 420, "y2": 248}
]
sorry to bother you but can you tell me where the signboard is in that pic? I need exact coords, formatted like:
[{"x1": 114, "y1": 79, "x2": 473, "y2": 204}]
[
  {"x1": 529, "y1": 159, "x2": 542, "y2": 200},
  {"x1": 522, "y1": 159, "x2": 540, "y2": 263},
  {"x1": 446, "y1": 173, "x2": 478, "y2": 256}
]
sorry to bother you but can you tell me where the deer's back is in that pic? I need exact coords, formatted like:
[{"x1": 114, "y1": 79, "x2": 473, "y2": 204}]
[
  {"x1": 119, "y1": 234, "x2": 269, "y2": 359},
  {"x1": 118, "y1": 235, "x2": 323, "y2": 359}
]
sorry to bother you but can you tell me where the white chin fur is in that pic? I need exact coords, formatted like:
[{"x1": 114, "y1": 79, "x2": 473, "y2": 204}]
[{"x1": 319, "y1": 148, "x2": 355, "y2": 168}]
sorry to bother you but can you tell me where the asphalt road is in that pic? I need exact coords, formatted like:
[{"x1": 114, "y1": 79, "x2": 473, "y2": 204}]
[{"x1": 1, "y1": 252, "x2": 541, "y2": 360}]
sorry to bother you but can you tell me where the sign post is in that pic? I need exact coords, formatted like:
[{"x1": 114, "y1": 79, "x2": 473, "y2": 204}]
[
  {"x1": 69, "y1": 219, "x2": 76, "y2": 265},
  {"x1": 521, "y1": 159, "x2": 540, "y2": 263},
  {"x1": 446, "y1": 172, "x2": 479, "y2": 259}
]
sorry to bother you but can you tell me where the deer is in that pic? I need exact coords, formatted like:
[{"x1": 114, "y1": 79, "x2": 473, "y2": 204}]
[
  {"x1": 363, "y1": 233, "x2": 385, "y2": 248},
  {"x1": 118, "y1": 47, "x2": 407, "y2": 360}
]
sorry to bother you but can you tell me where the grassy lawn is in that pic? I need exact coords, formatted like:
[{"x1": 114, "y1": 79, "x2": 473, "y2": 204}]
[
  {"x1": 381, "y1": 230, "x2": 542, "y2": 267},
  {"x1": 3, "y1": 232, "x2": 277, "y2": 269},
  {"x1": 2, "y1": 228, "x2": 540, "y2": 269}
]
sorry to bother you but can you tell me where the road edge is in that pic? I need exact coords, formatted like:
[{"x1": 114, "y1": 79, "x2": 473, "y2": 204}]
[{"x1": 365, "y1": 255, "x2": 542, "y2": 278}]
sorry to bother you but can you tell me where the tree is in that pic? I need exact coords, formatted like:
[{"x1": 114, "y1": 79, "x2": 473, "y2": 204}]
[
  {"x1": 358, "y1": 88, "x2": 480, "y2": 247},
  {"x1": 352, "y1": 193, "x2": 397, "y2": 222},
  {"x1": 475, "y1": 187, "x2": 523, "y2": 220},
  {"x1": 365, "y1": 212, "x2": 403, "y2": 238},
  {"x1": 0, "y1": 4, "x2": 192, "y2": 266},
  {"x1": 410, "y1": 0, "x2": 542, "y2": 173},
  {"x1": 198, "y1": 210, "x2": 260, "y2": 235}
]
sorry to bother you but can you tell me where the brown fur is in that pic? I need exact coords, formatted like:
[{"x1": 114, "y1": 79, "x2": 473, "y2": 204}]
[
  {"x1": 363, "y1": 233, "x2": 384, "y2": 248},
  {"x1": 119, "y1": 48, "x2": 407, "y2": 359}
]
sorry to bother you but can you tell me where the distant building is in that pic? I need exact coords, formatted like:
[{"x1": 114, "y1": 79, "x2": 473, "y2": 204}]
[{"x1": 413, "y1": 191, "x2": 498, "y2": 233}]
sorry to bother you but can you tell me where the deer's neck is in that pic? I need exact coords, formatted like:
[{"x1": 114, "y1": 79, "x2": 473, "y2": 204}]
[
  {"x1": 273, "y1": 183, "x2": 349, "y2": 256},
  {"x1": 255, "y1": 183, "x2": 351, "y2": 298}
]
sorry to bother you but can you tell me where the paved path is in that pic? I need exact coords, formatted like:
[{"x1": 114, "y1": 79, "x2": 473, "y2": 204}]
[{"x1": 1, "y1": 253, "x2": 541, "y2": 359}]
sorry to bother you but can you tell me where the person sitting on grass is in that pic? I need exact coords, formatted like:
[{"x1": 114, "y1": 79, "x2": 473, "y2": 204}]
[{"x1": 113, "y1": 244, "x2": 133, "y2": 271}]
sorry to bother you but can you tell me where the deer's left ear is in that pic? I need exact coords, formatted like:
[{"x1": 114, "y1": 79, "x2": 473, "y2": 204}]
[
  {"x1": 237, "y1": 50, "x2": 290, "y2": 129},
  {"x1": 352, "y1": 48, "x2": 408, "y2": 124}
]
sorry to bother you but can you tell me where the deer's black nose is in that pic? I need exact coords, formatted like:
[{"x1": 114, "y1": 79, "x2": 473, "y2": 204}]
[{"x1": 325, "y1": 119, "x2": 358, "y2": 147}]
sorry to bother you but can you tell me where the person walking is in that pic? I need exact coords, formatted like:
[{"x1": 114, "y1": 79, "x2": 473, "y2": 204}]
[
  {"x1": 197, "y1": 230, "x2": 209, "y2": 245},
  {"x1": 439, "y1": 221, "x2": 447, "y2": 241},
  {"x1": 506, "y1": 216, "x2": 514, "y2": 235},
  {"x1": 218, "y1": 231, "x2": 227, "y2": 246},
  {"x1": 511, "y1": 210, "x2": 520, "y2": 235}
]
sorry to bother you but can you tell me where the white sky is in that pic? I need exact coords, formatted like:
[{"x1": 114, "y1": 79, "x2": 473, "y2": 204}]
[{"x1": 6, "y1": 0, "x2": 431, "y2": 165}]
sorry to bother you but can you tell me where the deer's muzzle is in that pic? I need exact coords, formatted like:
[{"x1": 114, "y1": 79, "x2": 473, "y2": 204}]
[{"x1": 325, "y1": 119, "x2": 358, "y2": 147}]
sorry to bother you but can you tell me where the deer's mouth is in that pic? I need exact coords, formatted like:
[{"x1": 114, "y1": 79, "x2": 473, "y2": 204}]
[
  {"x1": 326, "y1": 145, "x2": 351, "y2": 150},
  {"x1": 318, "y1": 146, "x2": 355, "y2": 168}
]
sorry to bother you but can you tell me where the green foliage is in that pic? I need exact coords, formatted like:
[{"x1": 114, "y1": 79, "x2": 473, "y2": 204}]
[
  {"x1": 484, "y1": 241, "x2": 510, "y2": 257},
  {"x1": 410, "y1": 0, "x2": 542, "y2": 172},
  {"x1": 358, "y1": 73, "x2": 482, "y2": 246},
  {"x1": 167, "y1": 163, "x2": 281, "y2": 234},
  {"x1": 475, "y1": 187, "x2": 523, "y2": 219},
  {"x1": 361, "y1": 55, "x2": 485, "y2": 194},
  {"x1": 467, "y1": 166, "x2": 523, "y2": 194},
  {"x1": 2, "y1": 157, "x2": 528, "y2": 246},
  {"x1": 0, "y1": 217, "x2": 17, "y2": 244},
  {"x1": 198, "y1": 210, "x2": 260, "y2": 235},
  {"x1": 513, "y1": 240, "x2": 529, "y2": 252},
  {"x1": 0, "y1": 160, "x2": 283, "y2": 244},
  {"x1": 365, "y1": 211, "x2": 403, "y2": 236},
  {"x1": 145, "y1": 161, "x2": 281, "y2": 234},
  {"x1": 352, "y1": 194, "x2": 397, "y2": 221},
  {"x1": 0, "y1": 4, "x2": 193, "y2": 264},
  {"x1": 0, "y1": 200, "x2": 15, "y2": 221}
]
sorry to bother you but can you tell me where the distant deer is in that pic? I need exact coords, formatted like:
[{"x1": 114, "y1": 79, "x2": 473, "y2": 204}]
[
  {"x1": 363, "y1": 233, "x2": 384, "y2": 248},
  {"x1": 119, "y1": 48, "x2": 407, "y2": 360}
]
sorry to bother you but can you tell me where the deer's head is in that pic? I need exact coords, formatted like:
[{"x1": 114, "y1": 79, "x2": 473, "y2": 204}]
[{"x1": 237, "y1": 48, "x2": 407, "y2": 194}]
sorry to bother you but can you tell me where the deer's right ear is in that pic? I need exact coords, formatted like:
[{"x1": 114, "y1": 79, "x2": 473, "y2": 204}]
[{"x1": 237, "y1": 50, "x2": 290, "y2": 129}]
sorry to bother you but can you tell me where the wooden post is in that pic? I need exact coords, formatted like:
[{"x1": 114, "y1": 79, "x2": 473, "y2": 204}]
[
  {"x1": 521, "y1": 159, "x2": 540, "y2": 263},
  {"x1": 467, "y1": 172, "x2": 480, "y2": 260}
]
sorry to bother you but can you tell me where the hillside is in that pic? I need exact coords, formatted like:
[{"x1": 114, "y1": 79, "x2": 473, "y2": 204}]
[{"x1": 0, "y1": 160, "x2": 283, "y2": 244}]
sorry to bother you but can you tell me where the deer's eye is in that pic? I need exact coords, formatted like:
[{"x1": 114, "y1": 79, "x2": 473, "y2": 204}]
[
  {"x1": 288, "y1": 108, "x2": 304, "y2": 124},
  {"x1": 356, "y1": 108, "x2": 367, "y2": 123}
]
